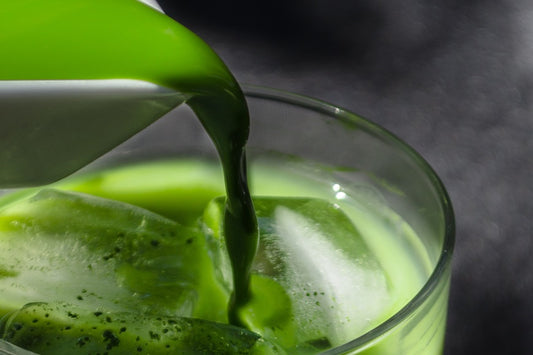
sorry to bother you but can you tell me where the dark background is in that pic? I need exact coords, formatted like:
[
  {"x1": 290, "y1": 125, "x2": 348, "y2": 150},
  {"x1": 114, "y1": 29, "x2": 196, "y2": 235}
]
[{"x1": 157, "y1": 1, "x2": 532, "y2": 354}]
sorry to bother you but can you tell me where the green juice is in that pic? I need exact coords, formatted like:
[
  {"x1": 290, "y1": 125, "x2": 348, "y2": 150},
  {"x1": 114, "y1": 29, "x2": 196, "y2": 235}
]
[
  {"x1": 0, "y1": 158, "x2": 438, "y2": 354},
  {"x1": 0, "y1": 0, "x2": 451, "y2": 353}
]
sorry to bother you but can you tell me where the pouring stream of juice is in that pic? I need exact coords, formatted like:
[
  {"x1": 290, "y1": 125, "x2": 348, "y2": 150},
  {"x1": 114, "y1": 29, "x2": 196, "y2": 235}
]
[{"x1": 0, "y1": 0, "x2": 257, "y2": 326}]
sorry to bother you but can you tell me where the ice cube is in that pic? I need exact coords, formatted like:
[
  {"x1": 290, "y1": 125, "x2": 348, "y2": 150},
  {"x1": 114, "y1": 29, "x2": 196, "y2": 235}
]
[
  {"x1": 270, "y1": 203, "x2": 391, "y2": 346},
  {"x1": 0, "y1": 302, "x2": 282, "y2": 354},
  {"x1": 204, "y1": 197, "x2": 392, "y2": 348},
  {"x1": 0, "y1": 188, "x2": 228, "y2": 323}
]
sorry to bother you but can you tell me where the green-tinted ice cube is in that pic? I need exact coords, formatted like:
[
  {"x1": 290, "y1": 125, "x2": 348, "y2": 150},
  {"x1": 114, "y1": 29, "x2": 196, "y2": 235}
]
[
  {"x1": 204, "y1": 197, "x2": 391, "y2": 349},
  {"x1": 0, "y1": 188, "x2": 227, "y2": 322},
  {"x1": 0, "y1": 302, "x2": 282, "y2": 354}
]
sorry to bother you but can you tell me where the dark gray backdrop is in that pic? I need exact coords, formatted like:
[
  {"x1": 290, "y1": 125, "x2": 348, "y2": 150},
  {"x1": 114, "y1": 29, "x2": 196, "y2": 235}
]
[{"x1": 157, "y1": 1, "x2": 533, "y2": 354}]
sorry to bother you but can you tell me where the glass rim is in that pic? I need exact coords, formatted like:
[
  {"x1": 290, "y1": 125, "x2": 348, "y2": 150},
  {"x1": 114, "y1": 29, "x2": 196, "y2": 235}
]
[{"x1": 241, "y1": 84, "x2": 456, "y2": 353}]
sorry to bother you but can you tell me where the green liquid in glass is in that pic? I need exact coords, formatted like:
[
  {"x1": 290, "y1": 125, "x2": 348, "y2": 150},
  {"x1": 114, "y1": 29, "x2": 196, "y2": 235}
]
[{"x1": 0, "y1": 159, "x2": 433, "y2": 354}]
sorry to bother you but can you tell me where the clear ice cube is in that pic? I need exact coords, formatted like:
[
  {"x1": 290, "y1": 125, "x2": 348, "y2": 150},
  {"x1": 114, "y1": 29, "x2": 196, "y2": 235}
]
[{"x1": 204, "y1": 197, "x2": 392, "y2": 348}]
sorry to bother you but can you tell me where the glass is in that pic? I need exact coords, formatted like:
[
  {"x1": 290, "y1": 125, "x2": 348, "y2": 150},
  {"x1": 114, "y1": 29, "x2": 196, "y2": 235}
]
[
  {"x1": 0, "y1": 85, "x2": 454, "y2": 354},
  {"x1": 242, "y1": 86, "x2": 455, "y2": 354}
]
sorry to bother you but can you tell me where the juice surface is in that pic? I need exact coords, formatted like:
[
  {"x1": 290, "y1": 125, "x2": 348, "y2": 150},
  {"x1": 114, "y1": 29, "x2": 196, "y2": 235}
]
[{"x1": 0, "y1": 0, "x2": 233, "y2": 91}]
